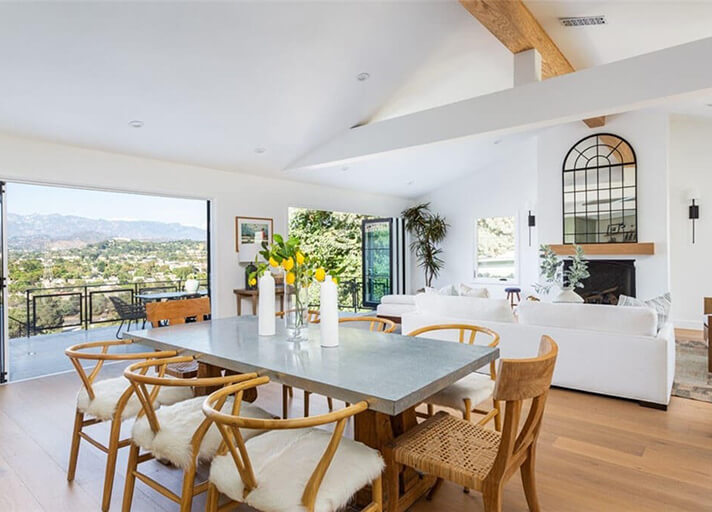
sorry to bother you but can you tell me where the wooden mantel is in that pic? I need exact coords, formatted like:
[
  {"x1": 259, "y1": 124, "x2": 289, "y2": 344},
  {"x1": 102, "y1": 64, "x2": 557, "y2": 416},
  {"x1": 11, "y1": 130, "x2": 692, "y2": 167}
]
[{"x1": 549, "y1": 243, "x2": 655, "y2": 256}]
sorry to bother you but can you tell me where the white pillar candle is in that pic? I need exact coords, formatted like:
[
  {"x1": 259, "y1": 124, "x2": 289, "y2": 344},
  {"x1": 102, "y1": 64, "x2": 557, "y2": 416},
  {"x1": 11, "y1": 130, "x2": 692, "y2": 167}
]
[
  {"x1": 258, "y1": 273, "x2": 276, "y2": 336},
  {"x1": 320, "y1": 277, "x2": 339, "y2": 347}
]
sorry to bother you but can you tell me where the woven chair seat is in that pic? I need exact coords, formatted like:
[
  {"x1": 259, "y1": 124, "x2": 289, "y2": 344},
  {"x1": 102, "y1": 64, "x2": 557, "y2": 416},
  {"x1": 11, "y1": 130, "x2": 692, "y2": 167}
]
[{"x1": 392, "y1": 411, "x2": 500, "y2": 491}]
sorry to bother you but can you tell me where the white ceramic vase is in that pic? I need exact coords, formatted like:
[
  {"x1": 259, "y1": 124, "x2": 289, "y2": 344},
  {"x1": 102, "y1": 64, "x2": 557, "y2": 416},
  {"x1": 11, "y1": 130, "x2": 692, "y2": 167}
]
[
  {"x1": 184, "y1": 279, "x2": 200, "y2": 293},
  {"x1": 553, "y1": 286, "x2": 584, "y2": 303}
]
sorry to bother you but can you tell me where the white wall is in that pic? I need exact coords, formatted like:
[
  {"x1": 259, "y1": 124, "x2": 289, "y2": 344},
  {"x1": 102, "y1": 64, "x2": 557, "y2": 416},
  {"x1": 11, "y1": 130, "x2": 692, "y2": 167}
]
[
  {"x1": 0, "y1": 133, "x2": 410, "y2": 319},
  {"x1": 537, "y1": 111, "x2": 671, "y2": 302},
  {"x1": 411, "y1": 138, "x2": 539, "y2": 299},
  {"x1": 669, "y1": 115, "x2": 712, "y2": 328}
]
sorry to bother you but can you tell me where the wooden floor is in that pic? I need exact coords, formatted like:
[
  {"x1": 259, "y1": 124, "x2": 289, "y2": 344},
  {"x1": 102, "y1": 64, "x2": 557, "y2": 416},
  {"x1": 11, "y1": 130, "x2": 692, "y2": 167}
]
[{"x1": 1, "y1": 363, "x2": 711, "y2": 512}]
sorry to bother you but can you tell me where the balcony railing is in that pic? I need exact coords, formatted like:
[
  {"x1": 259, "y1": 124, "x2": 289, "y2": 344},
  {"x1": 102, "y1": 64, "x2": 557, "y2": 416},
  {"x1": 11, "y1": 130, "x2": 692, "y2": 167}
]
[{"x1": 15, "y1": 279, "x2": 208, "y2": 338}]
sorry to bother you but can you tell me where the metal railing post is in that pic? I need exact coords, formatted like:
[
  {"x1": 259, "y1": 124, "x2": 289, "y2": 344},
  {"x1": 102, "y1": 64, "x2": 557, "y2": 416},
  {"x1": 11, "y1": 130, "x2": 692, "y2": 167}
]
[{"x1": 25, "y1": 289, "x2": 30, "y2": 338}]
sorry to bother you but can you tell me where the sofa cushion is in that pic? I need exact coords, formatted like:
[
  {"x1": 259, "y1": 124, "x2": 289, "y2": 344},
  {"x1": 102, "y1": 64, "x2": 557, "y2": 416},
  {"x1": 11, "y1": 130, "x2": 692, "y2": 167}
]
[
  {"x1": 376, "y1": 303, "x2": 416, "y2": 317},
  {"x1": 380, "y1": 294, "x2": 416, "y2": 305},
  {"x1": 414, "y1": 294, "x2": 515, "y2": 323},
  {"x1": 458, "y1": 283, "x2": 489, "y2": 298},
  {"x1": 618, "y1": 293, "x2": 671, "y2": 328},
  {"x1": 517, "y1": 301, "x2": 658, "y2": 336}
]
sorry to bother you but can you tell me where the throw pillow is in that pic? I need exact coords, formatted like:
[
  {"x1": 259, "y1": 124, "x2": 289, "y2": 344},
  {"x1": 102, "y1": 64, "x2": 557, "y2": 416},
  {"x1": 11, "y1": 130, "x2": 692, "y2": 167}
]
[
  {"x1": 438, "y1": 284, "x2": 458, "y2": 296},
  {"x1": 618, "y1": 292, "x2": 672, "y2": 328},
  {"x1": 458, "y1": 283, "x2": 489, "y2": 298}
]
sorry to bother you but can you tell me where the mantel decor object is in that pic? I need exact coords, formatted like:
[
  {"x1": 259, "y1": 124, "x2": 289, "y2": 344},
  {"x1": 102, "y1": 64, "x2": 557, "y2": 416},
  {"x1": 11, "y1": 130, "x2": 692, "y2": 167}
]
[{"x1": 534, "y1": 244, "x2": 590, "y2": 302}]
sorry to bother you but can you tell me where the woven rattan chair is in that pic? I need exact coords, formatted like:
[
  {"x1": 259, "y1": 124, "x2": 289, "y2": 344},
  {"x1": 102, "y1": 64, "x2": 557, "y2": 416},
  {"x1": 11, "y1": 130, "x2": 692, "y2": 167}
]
[
  {"x1": 202, "y1": 376, "x2": 384, "y2": 512},
  {"x1": 64, "y1": 340, "x2": 188, "y2": 512},
  {"x1": 121, "y1": 355, "x2": 273, "y2": 512},
  {"x1": 406, "y1": 324, "x2": 502, "y2": 430},
  {"x1": 145, "y1": 297, "x2": 211, "y2": 378},
  {"x1": 385, "y1": 336, "x2": 558, "y2": 512}
]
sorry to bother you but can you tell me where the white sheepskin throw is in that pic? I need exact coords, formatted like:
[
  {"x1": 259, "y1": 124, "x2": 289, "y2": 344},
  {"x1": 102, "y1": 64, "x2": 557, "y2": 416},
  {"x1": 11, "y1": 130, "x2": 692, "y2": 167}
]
[
  {"x1": 131, "y1": 396, "x2": 272, "y2": 470},
  {"x1": 209, "y1": 428, "x2": 384, "y2": 512},
  {"x1": 76, "y1": 376, "x2": 192, "y2": 421}
]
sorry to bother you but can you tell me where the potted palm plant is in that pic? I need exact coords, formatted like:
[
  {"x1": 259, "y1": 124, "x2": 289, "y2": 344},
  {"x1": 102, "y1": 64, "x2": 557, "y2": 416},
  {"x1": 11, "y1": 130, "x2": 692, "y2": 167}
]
[{"x1": 402, "y1": 203, "x2": 449, "y2": 288}]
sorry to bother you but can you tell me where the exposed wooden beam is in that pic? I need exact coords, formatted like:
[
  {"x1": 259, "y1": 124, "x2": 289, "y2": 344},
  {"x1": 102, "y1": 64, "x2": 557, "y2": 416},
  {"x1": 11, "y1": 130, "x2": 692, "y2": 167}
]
[
  {"x1": 460, "y1": 0, "x2": 573, "y2": 79},
  {"x1": 288, "y1": 37, "x2": 712, "y2": 170},
  {"x1": 459, "y1": 0, "x2": 605, "y2": 127}
]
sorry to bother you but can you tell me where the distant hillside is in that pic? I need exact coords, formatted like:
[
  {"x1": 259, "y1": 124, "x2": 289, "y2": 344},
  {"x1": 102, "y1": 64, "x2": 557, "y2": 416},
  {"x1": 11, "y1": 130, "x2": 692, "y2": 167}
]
[{"x1": 8, "y1": 213, "x2": 205, "y2": 250}]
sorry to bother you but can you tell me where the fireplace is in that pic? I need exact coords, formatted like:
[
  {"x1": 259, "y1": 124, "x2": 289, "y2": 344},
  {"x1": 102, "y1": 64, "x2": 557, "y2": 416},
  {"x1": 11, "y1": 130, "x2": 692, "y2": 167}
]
[{"x1": 564, "y1": 259, "x2": 636, "y2": 305}]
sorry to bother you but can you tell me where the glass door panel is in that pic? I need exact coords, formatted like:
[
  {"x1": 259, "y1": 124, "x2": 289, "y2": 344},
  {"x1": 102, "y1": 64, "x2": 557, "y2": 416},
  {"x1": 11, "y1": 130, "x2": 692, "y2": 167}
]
[{"x1": 362, "y1": 218, "x2": 393, "y2": 308}]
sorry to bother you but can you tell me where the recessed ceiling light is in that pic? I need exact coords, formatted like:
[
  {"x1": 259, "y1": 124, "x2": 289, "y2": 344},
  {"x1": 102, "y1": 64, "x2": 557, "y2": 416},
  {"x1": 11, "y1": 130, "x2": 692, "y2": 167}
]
[
  {"x1": 255, "y1": 147, "x2": 266, "y2": 154},
  {"x1": 407, "y1": 180, "x2": 415, "y2": 186},
  {"x1": 706, "y1": 103, "x2": 712, "y2": 108},
  {"x1": 494, "y1": 139, "x2": 502, "y2": 145},
  {"x1": 128, "y1": 120, "x2": 144, "y2": 128},
  {"x1": 341, "y1": 166, "x2": 349, "y2": 172},
  {"x1": 356, "y1": 72, "x2": 370, "y2": 82}
]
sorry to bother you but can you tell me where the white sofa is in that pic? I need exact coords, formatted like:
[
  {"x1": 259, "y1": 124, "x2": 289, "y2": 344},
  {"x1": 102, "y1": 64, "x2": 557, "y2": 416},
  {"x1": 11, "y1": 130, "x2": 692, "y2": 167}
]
[
  {"x1": 376, "y1": 294, "x2": 416, "y2": 321},
  {"x1": 402, "y1": 294, "x2": 675, "y2": 408}
]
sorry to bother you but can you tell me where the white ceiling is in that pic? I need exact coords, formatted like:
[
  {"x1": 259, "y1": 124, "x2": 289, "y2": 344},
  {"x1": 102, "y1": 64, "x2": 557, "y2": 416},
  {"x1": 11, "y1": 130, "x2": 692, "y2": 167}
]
[{"x1": 2, "y1": 1, "x2": 712, "y2": 199}]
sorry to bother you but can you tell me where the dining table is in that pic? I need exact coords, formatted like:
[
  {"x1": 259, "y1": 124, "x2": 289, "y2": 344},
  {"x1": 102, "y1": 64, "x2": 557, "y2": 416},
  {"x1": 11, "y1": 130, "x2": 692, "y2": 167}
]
[
  {"x1": 136, "y1": 289, "x2": 208, "y2": 302},
  {"x1": 123, "y1": 315, "x2": 499, "y2": 510}
]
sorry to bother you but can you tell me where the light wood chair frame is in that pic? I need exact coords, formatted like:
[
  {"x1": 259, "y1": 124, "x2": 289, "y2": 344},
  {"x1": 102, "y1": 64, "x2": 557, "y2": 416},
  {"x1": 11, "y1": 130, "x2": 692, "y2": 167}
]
[
  {"x1": 64, "y1": 339, "x2": 178, "y2": 512},
  {"x1": 121, "y1": 355, "x2": 259, "y2": 512},
  {"x1": 202, "y1": 376, "x2": 383, "y2": 512},
  {"x1": 406, "y1": 324, "x2": 502, "y2": 430},
  {"x1": 386, "y1": 336, "x2": 558, "y2": 512}
]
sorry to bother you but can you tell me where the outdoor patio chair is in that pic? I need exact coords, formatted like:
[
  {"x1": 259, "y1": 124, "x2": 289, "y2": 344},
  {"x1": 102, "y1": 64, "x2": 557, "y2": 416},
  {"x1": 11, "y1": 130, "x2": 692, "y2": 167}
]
[{"x1": 109, "y1": 296, "x2": 147, "y2": 339}]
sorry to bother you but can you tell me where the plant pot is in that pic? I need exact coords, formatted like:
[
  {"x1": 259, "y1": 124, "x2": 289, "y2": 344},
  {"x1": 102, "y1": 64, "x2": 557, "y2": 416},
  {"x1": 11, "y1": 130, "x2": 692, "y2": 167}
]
[
  {"x1": 184, "y1": 279, "x2": 200, "y2": 293},
  {"x1": 553, "y1": 287, "x2": 584, "y2": 303}
]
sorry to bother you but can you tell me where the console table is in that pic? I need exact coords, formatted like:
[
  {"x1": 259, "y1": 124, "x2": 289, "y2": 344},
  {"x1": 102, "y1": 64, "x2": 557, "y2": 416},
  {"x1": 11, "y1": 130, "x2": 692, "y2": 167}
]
[{"x1": 233, "y1": 287, "x2": 284, "y2": 315}]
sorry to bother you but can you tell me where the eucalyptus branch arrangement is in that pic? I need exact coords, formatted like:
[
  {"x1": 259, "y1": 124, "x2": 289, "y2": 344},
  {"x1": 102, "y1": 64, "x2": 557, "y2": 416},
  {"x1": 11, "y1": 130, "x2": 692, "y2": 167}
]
[
  {"x1": 402, "y1": 203, "x2": 449, "y2": 287},
  {"x1": 534, "y1": 244, "x2": 590, "y2": 294}
]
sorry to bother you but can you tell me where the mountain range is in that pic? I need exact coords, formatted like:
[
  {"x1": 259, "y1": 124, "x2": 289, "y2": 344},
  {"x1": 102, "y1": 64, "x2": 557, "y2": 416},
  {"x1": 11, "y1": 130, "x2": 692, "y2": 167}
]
[{"x1": 7, "y1": 213, "x2": 205, "y2": 250}]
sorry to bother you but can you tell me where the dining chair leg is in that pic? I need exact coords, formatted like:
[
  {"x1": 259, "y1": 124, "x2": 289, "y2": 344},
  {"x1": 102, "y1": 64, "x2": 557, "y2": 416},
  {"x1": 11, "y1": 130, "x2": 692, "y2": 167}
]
[
  {"x1": 115, "y1": 320, "x2": 125, "y2": 339},
  {"x1": 288, "y1": 386, "x2": 293, "y2": 397},
  {"x1": 101, "y1": 417, "x2": 122, "y2": 512},
  {"x1": 372, "y1": 474, "x2": 383, "y2": 511},
  {"x1": 426, "y1": 478, "x2": 443, "y2": 501},
  {"x1": 327, "y1": 397, "x2": 334, "y2": 411},
  {"x1": 179, "y1": 462, "x2": 197, "y2": 512},
  {"x1": 122, "y1": 443, "x2": 140, "y2": 512},
  {"x1": 282, "y1": 385, "x2": 289, "y2": 419},
  {"x1": 206, "y1": 483, "x2": 219, "y2": 512},
  {"x1": 520, "y1": 446, "x2": 541, "y2": 512},
  {"x1": 493, "y1": 399, "x2": 502, "y2": 432},
  {"x1": 426, "y1": 404, "x2": 434, "y2": 417},
  {"x1": 383, "y1": 446, "x2": 399, "y2": 512},
  {"x1": 304, "y1": 391, "x2": 311, "y2": 417},
  {"x1": 463, "y1": 398, "x2": 472, "y2": 422},
  {"x1": 67, "y1": 409, "x2": 84, "y2": 481},
  {"x1": 482, "y1": 482, "x2": 504, "y2": 512}
]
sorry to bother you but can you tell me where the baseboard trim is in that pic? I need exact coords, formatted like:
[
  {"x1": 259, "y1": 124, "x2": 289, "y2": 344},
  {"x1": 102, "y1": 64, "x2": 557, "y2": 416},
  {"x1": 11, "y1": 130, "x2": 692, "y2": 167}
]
[{"x1": 638, "y1": 400, "x2": 668, "y2": 411}]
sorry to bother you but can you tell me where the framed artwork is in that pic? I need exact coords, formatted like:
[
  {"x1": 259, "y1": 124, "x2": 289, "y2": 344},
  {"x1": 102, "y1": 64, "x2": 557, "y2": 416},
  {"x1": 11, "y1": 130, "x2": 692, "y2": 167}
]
[{"x1": 235, "y1": 216, "x2": 273, "y2": 262}]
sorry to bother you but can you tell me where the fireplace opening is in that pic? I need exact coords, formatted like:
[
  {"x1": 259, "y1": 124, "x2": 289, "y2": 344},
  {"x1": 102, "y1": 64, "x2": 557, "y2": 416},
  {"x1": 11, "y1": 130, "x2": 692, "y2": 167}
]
[{"x1": 563, "y1": 259, "x2": 636, "y2": 305}]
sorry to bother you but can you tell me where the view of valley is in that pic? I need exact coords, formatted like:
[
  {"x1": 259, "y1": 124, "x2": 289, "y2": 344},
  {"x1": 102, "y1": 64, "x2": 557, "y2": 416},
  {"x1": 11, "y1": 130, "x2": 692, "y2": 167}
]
[{"x1": 7, "y1": 212, "x2": 208, "y2": 338}]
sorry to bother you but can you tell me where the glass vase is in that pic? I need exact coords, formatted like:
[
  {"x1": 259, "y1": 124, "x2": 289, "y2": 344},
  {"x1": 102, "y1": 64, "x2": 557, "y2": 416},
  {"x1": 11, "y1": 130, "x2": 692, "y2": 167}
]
[{"x1": 284, "y1": 276, "x2": 310, "y2": 341}]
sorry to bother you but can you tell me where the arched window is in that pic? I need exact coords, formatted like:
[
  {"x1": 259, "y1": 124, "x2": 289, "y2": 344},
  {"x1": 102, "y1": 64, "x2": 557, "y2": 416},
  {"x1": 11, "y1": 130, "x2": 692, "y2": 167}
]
[{"x1": 562, "y1": 134, "x2": 637, "y2": 244}]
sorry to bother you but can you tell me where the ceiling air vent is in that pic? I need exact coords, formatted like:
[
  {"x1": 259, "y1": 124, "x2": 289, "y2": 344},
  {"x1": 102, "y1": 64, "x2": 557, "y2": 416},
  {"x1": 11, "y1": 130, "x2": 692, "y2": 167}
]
[{"x1": 559, "y1": 16, "x2": 606, "y2": 27}]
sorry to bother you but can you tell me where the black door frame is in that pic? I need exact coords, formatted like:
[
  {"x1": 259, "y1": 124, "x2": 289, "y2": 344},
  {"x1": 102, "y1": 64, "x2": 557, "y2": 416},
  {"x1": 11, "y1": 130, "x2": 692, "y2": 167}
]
[{"x1": 361, "y1": 218, "x2": 394, "y2": 309}]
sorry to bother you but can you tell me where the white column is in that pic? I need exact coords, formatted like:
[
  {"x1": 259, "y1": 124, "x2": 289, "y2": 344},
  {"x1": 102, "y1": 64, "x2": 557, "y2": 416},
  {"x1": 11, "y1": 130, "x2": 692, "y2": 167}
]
[{"x1": 513, "y1": 48, "x2": 542, "y2": 86}]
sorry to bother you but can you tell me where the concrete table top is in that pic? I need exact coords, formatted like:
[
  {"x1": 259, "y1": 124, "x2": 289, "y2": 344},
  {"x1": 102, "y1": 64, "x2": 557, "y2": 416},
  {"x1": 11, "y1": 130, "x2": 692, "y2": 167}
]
[{"x1": 124, "y1": 316, "x2": 499, "y2": 415}]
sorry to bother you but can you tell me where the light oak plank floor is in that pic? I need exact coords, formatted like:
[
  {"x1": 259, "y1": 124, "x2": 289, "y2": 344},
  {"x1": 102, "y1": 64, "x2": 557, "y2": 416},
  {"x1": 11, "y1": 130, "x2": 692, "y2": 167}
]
[{"x1": 0, "y1": 362, "x2": 711, "y2": 512}]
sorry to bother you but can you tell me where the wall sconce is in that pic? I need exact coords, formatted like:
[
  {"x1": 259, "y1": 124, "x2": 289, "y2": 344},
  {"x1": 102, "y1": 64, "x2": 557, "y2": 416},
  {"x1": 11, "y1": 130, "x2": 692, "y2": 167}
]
[
  {"x1": 527, "y1": 210, "x2": 536, "y2": 247},
  {"x1": 689, "y1": 198, "x2": 700, "y2": 244}
]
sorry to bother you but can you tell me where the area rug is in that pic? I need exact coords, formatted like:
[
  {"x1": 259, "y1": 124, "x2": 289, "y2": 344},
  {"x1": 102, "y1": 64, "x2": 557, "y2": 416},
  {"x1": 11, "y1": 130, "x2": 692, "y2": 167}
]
[{"x1": 672, "y1": 333, "x2": 712, "y2": 403}]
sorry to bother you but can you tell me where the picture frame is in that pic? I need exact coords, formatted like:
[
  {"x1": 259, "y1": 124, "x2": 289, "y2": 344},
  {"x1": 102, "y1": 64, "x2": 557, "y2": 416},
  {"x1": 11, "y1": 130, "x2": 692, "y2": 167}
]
[{"x1": 235, "y1": 216, "x2": 273, "y2": 262}]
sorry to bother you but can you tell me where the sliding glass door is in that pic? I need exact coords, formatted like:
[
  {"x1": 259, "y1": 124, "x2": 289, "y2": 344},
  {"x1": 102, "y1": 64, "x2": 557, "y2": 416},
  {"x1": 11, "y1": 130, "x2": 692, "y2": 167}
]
[
  {"x1": 362, "y1": 218, "x2": 394, "y2": 308},
  {"x1": 0, "y1": 182, "x2": 7, "y2": 383}
]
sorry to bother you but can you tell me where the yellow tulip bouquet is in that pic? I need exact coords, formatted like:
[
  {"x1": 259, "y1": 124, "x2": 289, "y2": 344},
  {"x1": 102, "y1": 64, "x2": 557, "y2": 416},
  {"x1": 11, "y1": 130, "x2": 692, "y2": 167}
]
[{"x1": 249, "y1": 234, "x2": 344, "y2": 340}]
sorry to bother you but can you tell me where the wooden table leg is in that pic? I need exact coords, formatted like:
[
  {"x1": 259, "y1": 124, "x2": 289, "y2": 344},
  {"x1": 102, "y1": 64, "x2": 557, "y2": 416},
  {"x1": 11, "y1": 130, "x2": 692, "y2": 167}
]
[
  {"x1": 194, "y1": 363, "x2": 258, "y2": 402},
  {"x1": 236, "y1": 296, "x2": 242, "y2": 316},
  {"x1": 354, "y1": 407, "x2": 434, "y2": 511},
  {"x1": 251, "y1": 295, "x2": 258, "y2": 315}
]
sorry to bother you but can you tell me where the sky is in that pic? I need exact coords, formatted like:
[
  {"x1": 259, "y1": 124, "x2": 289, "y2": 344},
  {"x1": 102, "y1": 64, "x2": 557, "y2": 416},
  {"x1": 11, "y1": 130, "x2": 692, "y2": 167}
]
[{"x1": 5, "y1": 183, "x2": 208, "y2": 228}]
